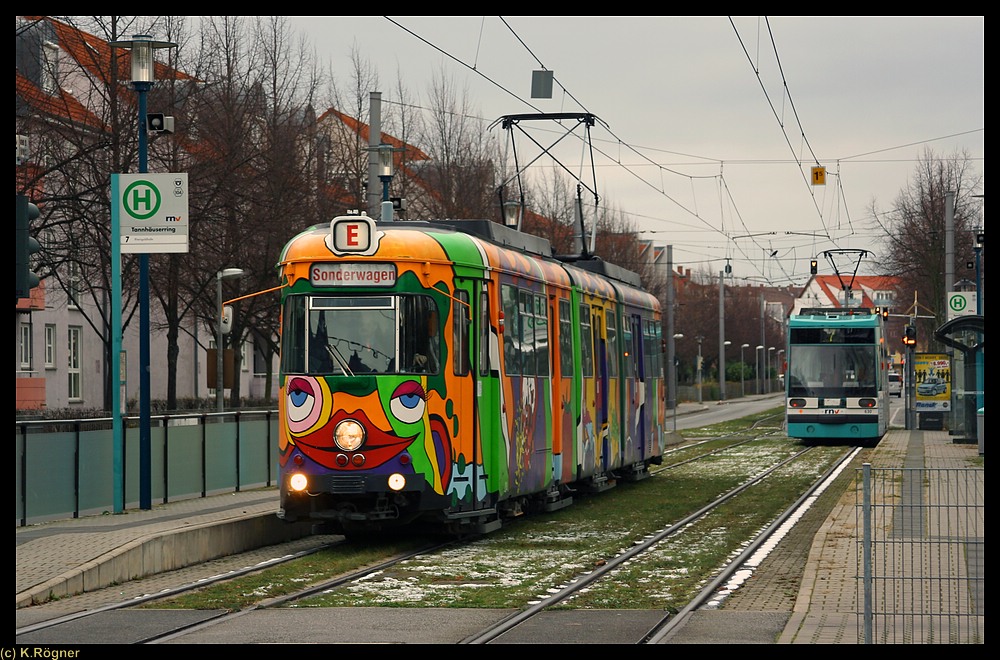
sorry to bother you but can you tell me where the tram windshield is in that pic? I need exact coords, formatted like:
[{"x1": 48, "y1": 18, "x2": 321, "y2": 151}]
[
  {"x1": 786, "y1": 344, "x2": 878, "y2": 397},
  {"x1": 281, "y1": 294, "x2": 440, "y2": 376}
]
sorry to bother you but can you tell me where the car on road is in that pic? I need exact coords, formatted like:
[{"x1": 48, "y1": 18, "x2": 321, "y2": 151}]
[
  {"x1": 888, "y1": 372, "x2": 903, "y2": 397},
  {"x1": 917, "y1": 376, "x2": 947, "y2": 396}
]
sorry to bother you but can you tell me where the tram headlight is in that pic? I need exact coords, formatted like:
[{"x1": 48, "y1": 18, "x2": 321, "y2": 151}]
[
  {"x1": 334, "y1": 419, "x2": 365, "y2": 451},
  {"x1": 859, "y1": 398, "x2": 876, "y2": 408},
  {"x1": 388, "y1": 473, "x2": 406, "y2": 491},
  {"x1": 289, "y1": 473, "x2": 308, "y2": 492},
  {"x1": 789, "y1": 398, "x2": 806, "y2": 408}
]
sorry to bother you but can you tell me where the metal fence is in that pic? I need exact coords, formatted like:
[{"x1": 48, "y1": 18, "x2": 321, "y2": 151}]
[
  {"x1": 15, "y1": 410, "x2": 279, "y2": 527},
  {"x1": 857, "y1": 464, "x2": 985, "y2": 644}
]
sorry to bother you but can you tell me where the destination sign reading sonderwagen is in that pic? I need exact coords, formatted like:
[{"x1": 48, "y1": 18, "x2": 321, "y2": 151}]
[{"x1": 310, "y1": 263, "x2": 397, "y2": 286}]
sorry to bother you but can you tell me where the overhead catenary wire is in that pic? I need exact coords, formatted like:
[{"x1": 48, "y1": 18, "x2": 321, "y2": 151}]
[{"x1": 379, "y1": 17, "x2": 975, "y2": 284}]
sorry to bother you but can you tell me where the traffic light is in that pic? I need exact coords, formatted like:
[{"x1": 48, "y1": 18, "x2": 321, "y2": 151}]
[
  {"x1": 15, "y1": 194, "x2": 41, "y2": 301},
  {"x1": 809, "y1": 259, "x2": 818, "y2": 275},
  {"x1": 902, "y1": 325, "x2": 916, "y2": 347}
]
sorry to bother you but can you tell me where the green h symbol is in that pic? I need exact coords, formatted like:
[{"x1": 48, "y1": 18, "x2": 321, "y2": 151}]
[{"x1": 130, "y1": 186, "x2": 153, "y2": 212}]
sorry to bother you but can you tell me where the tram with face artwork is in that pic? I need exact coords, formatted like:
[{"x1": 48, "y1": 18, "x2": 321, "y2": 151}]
[{"x1": 275, "y1": 214, "x2": 665, "y2": 535}]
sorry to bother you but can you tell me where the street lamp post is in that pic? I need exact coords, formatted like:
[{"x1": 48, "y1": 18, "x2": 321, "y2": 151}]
[
  {"x1": 108, "y1": 34, "x2": 177, "y2": 513},
  {"x1": 777, "y1": 349, "x2": 785, "y2": 391},
  {"x1": 216, "y1": 268, "x2": 244, "y2": 412},
  {"x1": 377, "y1": 144, "x2": 394, "y2": 223},
  {"x1": 756, "y1": 345, "x2": 764, "y2": 395},
  {"x1": 767, "y1": 347, "x2": 776, "y2": 394},
  {"x1": 720, "y1": 340, "x2": 731, "y2": 401},
  {"x1": 696, "y1": 335, "x2": 704, "y2": 404},
  {"x1": 672, "y1": 333, "x2": 683, "y2": 430},
  {"x1": 740, "y1": 343, "x2": 750, "y2": 397}
]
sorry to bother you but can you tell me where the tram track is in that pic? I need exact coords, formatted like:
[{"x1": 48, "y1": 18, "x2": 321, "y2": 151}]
[
  {"x1": 465, "y1": 443, "x2": 858, "y2": 644},
  {"x1": 17, "y1": 413, "x2": 860, "y2": 645}
]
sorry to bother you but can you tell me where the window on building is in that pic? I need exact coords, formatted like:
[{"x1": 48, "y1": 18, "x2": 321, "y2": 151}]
[
  {"x1": 44, "y1": 324, "x2": 56, "y2": 368},
  {"x1": 67, "y1": 261, "x2": 81, "y2": 309},
  {"x1": 67, "y1": 326, "x2": 81, "y2": 400},
  {"x1": 873, "y1": 290, "x2": 895, "y2": 306},
  {"x1": 253, "y1": 339, "x2": 268, "y2": 377},
  {"x1": 20, "y1": 323, "x2": 32, "y2": 370},
  {"x1": 41, "y1": 41, "x2": 59, "y2": 95},
  {"x1": 241, "y1": 340, "x2": 249, "y2": 372}
]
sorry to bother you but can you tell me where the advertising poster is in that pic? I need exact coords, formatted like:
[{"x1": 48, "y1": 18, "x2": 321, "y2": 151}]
[{"x1": 914, "y1": 352, "x2": 951, "y2": 412}]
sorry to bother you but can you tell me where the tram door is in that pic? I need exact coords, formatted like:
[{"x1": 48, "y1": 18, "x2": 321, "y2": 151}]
[
  {"x1": 630, "y1": 313, "x2": 647, "y2": 460},
  {"x1": 448, "y1": 278, "x2": 491, "y2": 512},
  {"x1": 592, "y1": 305, "x2": 610, "y2": 471}
]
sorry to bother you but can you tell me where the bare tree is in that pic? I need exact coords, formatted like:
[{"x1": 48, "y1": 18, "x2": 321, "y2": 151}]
[
  {"x1": 173, "y1": 16, "x2": 323, "y2": 408},
  {"x1": 383, "y1": 72, "x2": 425, "y2": 221},
  {"x1": 412, "y1": 70, "x2": 504, "y2": 220},
  {"x1": 17, "y1": 15, "x2": 162, "y2": 410},
  {"x1": 871, "y1": 147, "x2": 983, "y2": 344}
]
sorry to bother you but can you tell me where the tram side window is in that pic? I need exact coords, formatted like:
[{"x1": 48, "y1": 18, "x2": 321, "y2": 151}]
[
  {"x1": 535, "y1": 293, "x2": 549, "y2": 377},
  {"x1": 579, "y1": 304, "x2": 594, "y2": 378},
  {"x1": 479, "y1": 290, "x2": 489, "y2": 377},
  {"x1": 632, "y1": 317, "x2": 643, "y2": 379},
  {"x1": 453, "y1": 292, "x2": 470, "y2": 376},
  {"x1": 401, "y1": 295, "x2": 440, "y2": 374},
  {"x1": 606, "y1": 311, "x2": 618, "y2": 378},
  {"x1": 281, "y1": 296, "x2": 307, "y2": 374},
  {"x1": 501, "y1": 285, "x2": 521, "y2": 375},
  {"x1": 644, "y1": 319, "x2": 655, "y2": 380},
  {"x1": 559, "y1": 299, "x2": 573, "y2": 378},
  {"x1": 520, "y1": 290, "x2": 536, "y2": 376},
  {"x1": 622, "y1": 321, "x2": 635, "y2": 379}
]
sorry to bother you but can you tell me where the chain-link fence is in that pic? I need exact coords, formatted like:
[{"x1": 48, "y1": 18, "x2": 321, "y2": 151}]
[{"x1": 857, "y1": 464, "x2": 985, "y2": 643}]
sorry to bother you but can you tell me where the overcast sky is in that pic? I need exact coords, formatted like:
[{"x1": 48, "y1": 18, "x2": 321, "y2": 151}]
[{"x1": 283, "y1": 16, "x2": 984, "y2": 284}]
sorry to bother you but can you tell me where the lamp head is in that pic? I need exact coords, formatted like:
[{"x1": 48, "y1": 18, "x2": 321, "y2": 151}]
[
  {"x1": 378, "y1": 144, "x2": 394, "y2": 178},
  {"x1": 219, "y1": 268, "x2": 244, "y2": 280},
  {"x1": 108, "y1": 34, "x2": 177, "y2": 84},
  {"x1": 502, "y1": 200, "x2": 521, "y2": 228}
]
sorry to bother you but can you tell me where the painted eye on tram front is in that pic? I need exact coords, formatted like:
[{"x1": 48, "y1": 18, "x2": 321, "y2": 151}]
[
  {"x1": 285, "y1": 376, "x2": 327, "y2": 434},
  {"x1": 389, "y1": 381, "x2": 426, "y2": 424}
]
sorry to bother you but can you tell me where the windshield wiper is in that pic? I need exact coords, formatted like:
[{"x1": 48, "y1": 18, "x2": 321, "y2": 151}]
[{"x1": 326, "y1": 344, "x2": 354, "y2": 377}]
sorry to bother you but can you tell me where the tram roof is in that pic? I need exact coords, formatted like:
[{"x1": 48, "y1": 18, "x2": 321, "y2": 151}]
[{"x1": 412, "y1": 219, "x2": 643, "y2": 289}]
